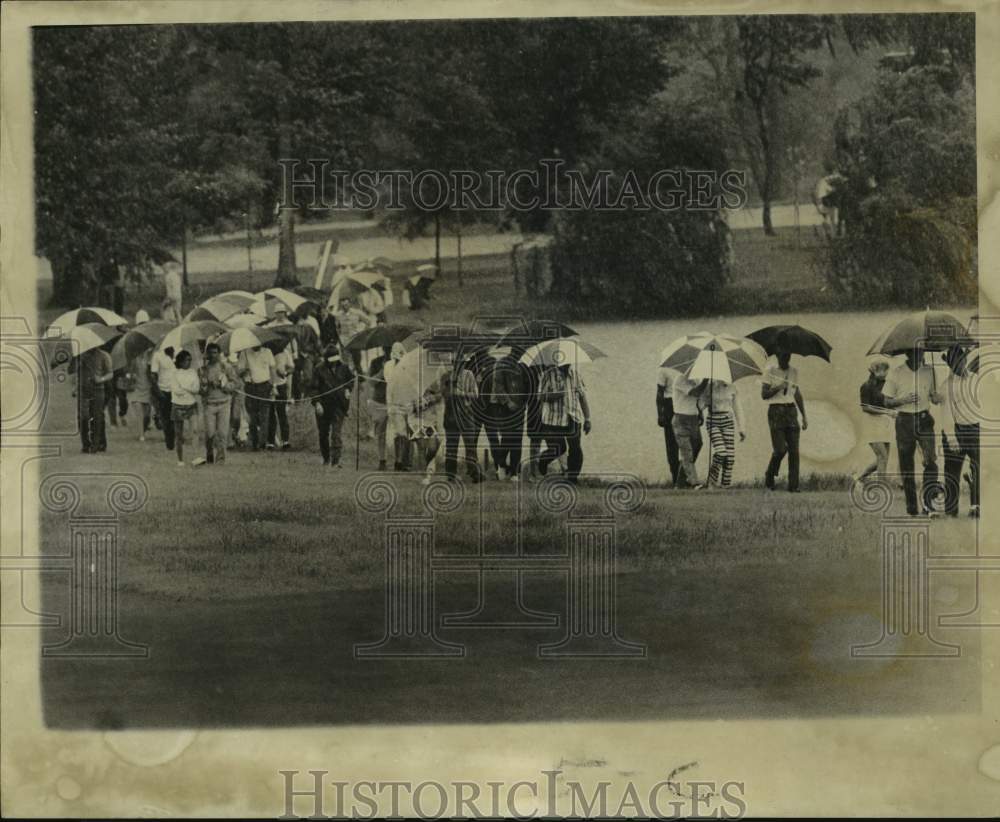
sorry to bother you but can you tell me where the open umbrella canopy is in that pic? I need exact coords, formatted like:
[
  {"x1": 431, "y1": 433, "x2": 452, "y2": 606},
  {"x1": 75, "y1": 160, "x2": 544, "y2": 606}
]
[
  {"x1": 45, "y1": 307, "x2": 129, "y2": 339},
  {"x1": 184, "y1": 296, "x2": 249, "y2": 323},
  {"x1": 388, "y1": 345, "x2": 453, "y2": 410},
  {"x1": 416, "y1": 263, "x2": 438, "y2": 280},
  {"x1": 225, "y1": 312, "x2": 267, "y2": 329},
  {"x1": 747, "y1": 324, "x2": 832, "y2": 361},
  {"x1": 415, "y1": 325, "x2": 500, "y2": 356},
  {"x1": 344, "y1": 323, "x2": 419, "y2": 352},
  {"x1": 868, "y1": 310, "x2": 973, "y2": 355},
  {"x1": 214, "y1": 290, "x2": 256, "y2": 307},
  {"x1": 157, "y1": 320, "x2": 227, "y2": 353},
  {"x1": 330, "y1": 270, "x2": 393, "y2": 308},
  {"x1": 216, "y1": 325, "x2": 291, "y2": 356},
  {"x1": 660, "y1": 332, "x2": 768, "y2": 384},
  {"x1": 498, "y1": 319, "x2": 578, "y2": 350},
  {"x1": 519, "y1": 338, "x2": 607, "y2": 367},
  {"x1": 362, "y1": 256, "x2": 395, "y2": 275},
  {"x1": 49, "y1": 323, "x2": 123, "y2": 366},
  {"x1": 110, "y1": 320, "x2": 174, "y2": 370},
  {"x1": 251, "y1": 288, "x2": 310, "y2": 317}
]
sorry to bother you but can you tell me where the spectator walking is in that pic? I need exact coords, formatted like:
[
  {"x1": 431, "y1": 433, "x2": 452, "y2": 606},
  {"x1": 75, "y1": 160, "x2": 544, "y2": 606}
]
[
  {"x1": 671, "y1": 372, "x2": 704, "y2": 489},
  {"x1": 762, "y1": 349, "x2": 808, "y2": 493},
  {"x1": 199, "y1": 342, "x2": 238, "y2": 465},
  {"x1": 854, "y1": 358, "x2": 895, "y2": 486},
  {"x1": 536, "y1": 363, "x2": 591, "y2": 484},
  {"x1": 126, "y1": 349, "x2": 153, "y2": 441},
  {"x1": 170, "y1": 350, "x2": 201, "y2": 466},
  {"x1": 238, "y1": 344, "x2": 277, "y2": 451},
  {"x1": 72, "y1": 347, "x2": 114, "y2": 453},
  {"x1": 151, "y1": 345, "x2": 177, "y2": 450},
  {"x1": 311, "y1": 345, "x2": 354, "y2": 467}
]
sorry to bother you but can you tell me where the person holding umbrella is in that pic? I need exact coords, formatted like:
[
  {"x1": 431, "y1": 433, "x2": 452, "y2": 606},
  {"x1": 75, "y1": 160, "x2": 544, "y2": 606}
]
[
  {"x1": 761, "y1": 348, "x2": 808, "y2": 492},
  {"x1": 655, "y1": 368, "x2": 684, "y2": 487},
  {"x1": 870, "y1": 311, "x2": 968, "y2": 516},
  {"x1": 69, "y1": 337, "x2": 116, "y2": 453}
]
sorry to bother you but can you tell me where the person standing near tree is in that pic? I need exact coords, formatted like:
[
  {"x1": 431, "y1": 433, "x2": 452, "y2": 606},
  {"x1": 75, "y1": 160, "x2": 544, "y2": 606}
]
[
  {"x1": 762, "y1": 349, "x2": 808, "y2": 493},
  {"x1": 883, "y1": 346, "x2": 941, "y2": 516}
]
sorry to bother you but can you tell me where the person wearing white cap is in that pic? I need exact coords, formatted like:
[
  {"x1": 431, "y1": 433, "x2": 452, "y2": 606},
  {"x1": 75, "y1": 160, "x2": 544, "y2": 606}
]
[{"x1": 134, "y1": 308, "x2": 150, "y2": 325}]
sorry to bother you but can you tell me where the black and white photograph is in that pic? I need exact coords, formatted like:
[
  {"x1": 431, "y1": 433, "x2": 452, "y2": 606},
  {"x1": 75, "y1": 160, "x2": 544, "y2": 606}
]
[{"x1": 1, "y1": 1, "x2": 997, "y2": 818}]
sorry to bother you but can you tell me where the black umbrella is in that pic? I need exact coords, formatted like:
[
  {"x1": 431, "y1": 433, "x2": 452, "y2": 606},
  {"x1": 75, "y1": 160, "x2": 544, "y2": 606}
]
[
  {"x1": 747, "y1": 325, "x2": 833, "y2": 362},
  {"x1": 344, "y1": 324, "x2": 418, "y2": 352}
]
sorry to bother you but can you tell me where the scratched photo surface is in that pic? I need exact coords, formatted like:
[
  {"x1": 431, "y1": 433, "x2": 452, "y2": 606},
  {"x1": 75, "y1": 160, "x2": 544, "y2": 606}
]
[{"x1": 19, "y1": 11, "x2": 990, "y2": 735}]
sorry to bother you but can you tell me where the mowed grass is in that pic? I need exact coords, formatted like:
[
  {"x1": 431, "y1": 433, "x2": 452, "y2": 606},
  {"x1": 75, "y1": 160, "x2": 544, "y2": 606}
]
[{"x1": 39, "y1": 414, "x2": 880, "y2": 603}]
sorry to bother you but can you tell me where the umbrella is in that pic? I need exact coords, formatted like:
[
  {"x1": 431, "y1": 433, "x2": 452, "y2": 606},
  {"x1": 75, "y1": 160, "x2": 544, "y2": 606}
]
[
  {"x1": 252, "y1": 287, "x2": 310, "y2": 315},
  {"x1": 498, "y1": 319, "x2": 578, "y2": 350},
  {"x1": 45, "y1": 307, "x2": 129, "y2": 339},
  {"x1": 747, "y1": 324, "x2": 832, "y2": 362},
  {"x1": 49, "y1": 323, "x2": 123, "y2": 366},
  {"x1": 214, "y1": 290, "x2": 256, "y2": 307},
  {"x1": 225, "y1": 312, "x2": 267, "y2": 329},
  {"x1": 868, "y1": 310, "x2": 973, "y2": 355},
  {"x1": 344, "y1": 324, "x2": 419, "y2": 352},
  {"x1": 388, "y1": 345, "x2": 453, "y2": 411},
  {"x1": 519, "y1": 338, "x2": 607, "y2": 367},
  {"x1": 291, "y1": 285, "x2": 328, "y2": 303},
  {"x1": 184, "y1": 296, "x2": 249, "y2": 323},
  {"x1": 659, "y1": 332, "x2": 768, "y2": 384},
  {"x1": 110, "y1": 320, "x2": 174, "y2": 370},
  {"x1": 416, "y1": 325, "x2": 500, "y2": 354},
  {"x1": 330, "y1": 270, "x2": 393, "y2": 308},
  {"x1": 216, "y1": 326, "x2": 291, "y2": 356},
  {"x1": 416, "y1": 263, "x2": 438, "y2": 280},
  {"x1": 363, "y1": 257, "x2": 395, "y2": 275},
  {"x1": 157, "y1": 320, "x2": 228, "y2": 353}
]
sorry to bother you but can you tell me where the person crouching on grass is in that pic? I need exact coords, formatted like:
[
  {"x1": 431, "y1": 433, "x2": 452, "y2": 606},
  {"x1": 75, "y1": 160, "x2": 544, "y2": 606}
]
[
  {"x1": 311, "y1": 345, "x2": 354, "y2": 467},
  {"x1": 199, "y1": 342, "x2": 238, "y2": 465},
  {"x1": 170, "y1": 350, "x2": 201, "y2": 467}
]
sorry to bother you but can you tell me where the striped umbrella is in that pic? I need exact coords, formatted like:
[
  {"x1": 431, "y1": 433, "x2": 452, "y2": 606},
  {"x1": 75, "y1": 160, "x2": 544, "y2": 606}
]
[
  {"x1": 214, "y1": 290, "x2": 256, "y2": 308},
  {"x1": 49, "y1": 323, "x2": 123, "y2": 366},
  {"x1": 184, "y1": 296, "x2": 250, "y2": 323},
  {"x1": 659, "y1": 332, "x2": 768, "y2": 384},
  {"x1": 157, "y1": 320, "x2": 228, "y2": 353},
  {"x1": 45, "y1": 307, "x2": 128, "y2": 338},
  {"x1": 110, "y1": 320, "x2": 174, "y2": 369},
  {"x1": 329, "y1": 270, "x2": 394, "y2": 309},
  {"x1": 519, "y1": 338, "x2": 607, "y2": 367},
  {"x1": 216, "y1": 326, "x2": 291, "y2": 355}
]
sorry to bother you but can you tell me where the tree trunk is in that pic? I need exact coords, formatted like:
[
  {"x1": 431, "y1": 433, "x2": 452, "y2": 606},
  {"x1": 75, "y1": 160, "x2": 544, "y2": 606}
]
[
  {"x1": 181, "y1": 224, "x2": 189, "y2": 287},
  {"x1": 48, "y1": 255, "x2": 86, "y2": 307},
  {"x1": 274, "y1": 95, "x2": 299, "y2": 287},
  {"x1": 754, "y1": 101, "x2": 777, "y2": 236},
  {"x1": 434, "y1": 213, "x2": 441, "y2": 274}
]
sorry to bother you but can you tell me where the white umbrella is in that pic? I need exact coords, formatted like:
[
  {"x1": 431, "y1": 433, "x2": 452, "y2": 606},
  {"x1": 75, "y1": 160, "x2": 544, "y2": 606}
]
[
  {"x1": 157, "y1": 320, "x2": 228, "y2": 353},
  {"x1": 659, "y1": 332, "x2": 767, "y2": 384}
]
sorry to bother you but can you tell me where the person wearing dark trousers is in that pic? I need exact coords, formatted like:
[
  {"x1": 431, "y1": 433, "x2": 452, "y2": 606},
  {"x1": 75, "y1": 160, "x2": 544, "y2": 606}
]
[
  {"x1": 762, "y1": 350, "x2": 807, "y2": 493},
  {"x1": 311, "y1": 346, "x2": 354, "y2": 466},
  {"x1": 942, "y1": 345, "x2": 980, "y2": 518},
  {"x1": 442, "y1": 363, "x2": 482, "y2": 482},
  {"x1": 656, "y1": 367, "x2": 682, "y2": 486},
  {"x1": 72, "y1": 348, "x2": 113, "y2": 453},
  {"x1": 238, "y1": 345, "x2": 277, "y2": 451},
  {"x1": 150, "y1": 345, "x2": 176, "y2": 451},
  {"x1": 267, "y1": 345, "x2": 293, "y2": 449},
  {"x1": 671, "y1": 373, "x2": 704, "y2": 488},
  {"x1": 536, "y1": 364, "x2": 590, "y2": 484},
  {"x1": 105, "y1": 368, "x2": 129, "y2": 427},
  {"x1": 883, "y1": 347, "x2": 941, "y2": 516},
  {"x1": 477, "y1": 348, "x2": 527, "y2": 480}
]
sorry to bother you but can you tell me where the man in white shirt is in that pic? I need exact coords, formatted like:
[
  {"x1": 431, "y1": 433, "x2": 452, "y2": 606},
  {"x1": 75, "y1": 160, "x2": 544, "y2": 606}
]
[
  {"x1": 238, "y1": 345, "x2": 277, "y2": 450},
  {"x1": 940, "y1": 345, "x2": 979, "y2": 518},
  {"x1": 160, "y1": 262, "x2": 183, "y2": 323},
  {"x1": 267, "y1": 344, "x2": 295, "y2": 449},
  {"x1": 671, "y1": 372, "x2": 704, "y2": 488},
  {"x1": 883, "y1": 347, "x2": 942, "y2": 516},
  {"x1": 761, "y1": 350, "x2": 808, "y2": 492},
  {"x1": 150, "y1": 345, "x2": 176, "y2": 451}
]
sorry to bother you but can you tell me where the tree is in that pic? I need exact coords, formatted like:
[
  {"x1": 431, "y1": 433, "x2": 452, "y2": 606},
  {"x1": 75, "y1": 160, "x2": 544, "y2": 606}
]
[{"x1": 34, "y1": 26, "x2": 189, "y2": 305}]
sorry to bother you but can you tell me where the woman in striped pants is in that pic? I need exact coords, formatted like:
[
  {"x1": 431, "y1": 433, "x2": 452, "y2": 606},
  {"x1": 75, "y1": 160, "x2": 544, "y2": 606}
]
[{"x1": 699, "y1": 380, "x2": 745, "y2": 488}]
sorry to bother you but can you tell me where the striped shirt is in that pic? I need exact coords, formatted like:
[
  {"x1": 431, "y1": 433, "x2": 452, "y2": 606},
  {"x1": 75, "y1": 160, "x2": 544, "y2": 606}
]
[{"x1": 539, "y1": 366, "x2": 585, "y2": 427}]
